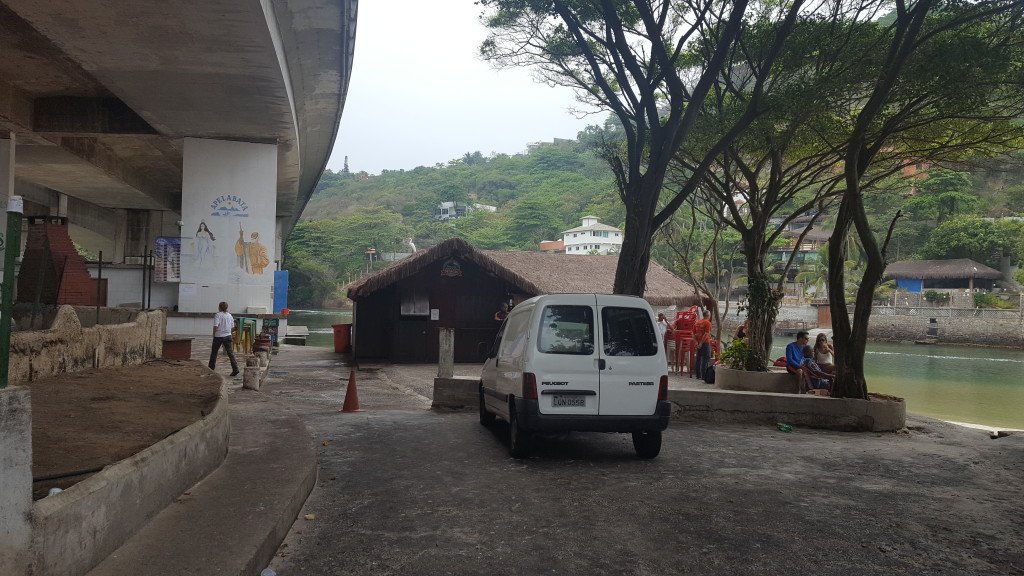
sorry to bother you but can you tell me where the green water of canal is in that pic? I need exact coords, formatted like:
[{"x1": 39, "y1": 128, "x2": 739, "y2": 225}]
[
  {"x1": 771, "y1": 340, "x2": 1024, "y2": 429},
  {"x1": 290, "y1": 310, "x2": 1023, "y2": 429},
  {"x1": 858, "y1": 341, "x2": 1024, "y2": 430}
]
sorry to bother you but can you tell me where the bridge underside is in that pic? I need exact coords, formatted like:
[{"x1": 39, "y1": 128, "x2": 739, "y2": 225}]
[{"x1": 1, "y1": 0, "x2": 356, "y2": 253}]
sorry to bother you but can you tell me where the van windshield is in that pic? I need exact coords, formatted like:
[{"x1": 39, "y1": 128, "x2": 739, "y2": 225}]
[
  {"x1": 537, "y1": 305, "x2": 594, "y2": 355},
  {"x1": 601, "y1": 307, "x2": 658, "y2": 356}
]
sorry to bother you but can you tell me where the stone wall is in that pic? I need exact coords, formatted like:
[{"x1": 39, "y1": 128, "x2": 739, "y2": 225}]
[
  {"x1": 867, "y1": 309, "x2": 1024, "y2": 347},
  {"x1": 9, "y1": 306, "x2": 165, "y2": 384},
  {"x1": 713, "y1": 301, "x2": 1024, "y2": 348}
]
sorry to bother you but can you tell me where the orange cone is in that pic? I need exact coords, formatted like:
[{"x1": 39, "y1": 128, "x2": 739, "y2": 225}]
[{"x1": 340, "y1": 370, "x2": 361, "y2": 412}]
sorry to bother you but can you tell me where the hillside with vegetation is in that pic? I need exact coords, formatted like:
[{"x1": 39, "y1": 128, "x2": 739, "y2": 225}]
[{"x1": 284, "y1": 129, "x2": 1024, "y2": 308}]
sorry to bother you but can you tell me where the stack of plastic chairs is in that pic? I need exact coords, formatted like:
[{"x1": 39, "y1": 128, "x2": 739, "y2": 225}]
[
  {"x1": 232, "y1": 317, "x2": 257, "y2": 354},
  {"x1": 669, "y1": 306, "x2": 699, "y2": 376}
]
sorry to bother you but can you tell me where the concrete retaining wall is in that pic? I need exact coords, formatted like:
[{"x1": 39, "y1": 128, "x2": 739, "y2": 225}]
[
  {"x1": 29, "y1": 381, "x2": 230, "y2": 576},
  {"x1": 9, "y1": 306, "x2": 165, "y2": 384},
  {"x1": 0, "y1": 387, "x2": 32, "y2": 576},
  {"x1": 867, "y1": 311, "x2": 1024, "y2": 347},
  {"x1": 669, "y1": 389, "x2": 906, "y2": 432},
  {"x1": 715, "y1": 366, "x2": 797, "y2": 393},
  {"x1": 430, "y1": 378, "x2": 906, "y2": 432},
  {"x1": 432, "y1": 376, "x2": 479, "y2": 410}
]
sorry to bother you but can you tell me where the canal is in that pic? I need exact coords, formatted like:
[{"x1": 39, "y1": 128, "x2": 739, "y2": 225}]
[{"x1": 287, "y1": 310, "x2": 1024, "y2": 429}]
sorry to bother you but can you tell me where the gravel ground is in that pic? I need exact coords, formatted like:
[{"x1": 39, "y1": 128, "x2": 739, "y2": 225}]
[{"x1": 256, "y1": 345, "x2": 1024, "y2": 576}]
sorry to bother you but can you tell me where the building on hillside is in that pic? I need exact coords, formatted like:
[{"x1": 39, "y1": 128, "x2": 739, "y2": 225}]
[
  {"x1": 763, "y1": 215, "x2": 831, "y2": 299},
  {"x1": 435, "y1": 201, "x2": 497, "y2": 222},
  {"x1": 561, "y1": 216, "x2": 624, "y2": 255},
  {"x1": 346, "y1": 237, "x2": 708, "y2": 363},
  {"x1": 885, "y1": 259, "x2": 1002, "y2": 292}
]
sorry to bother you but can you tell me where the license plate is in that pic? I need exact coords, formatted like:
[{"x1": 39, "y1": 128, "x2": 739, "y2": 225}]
[{"x1": 552, "y1": 395, "x2": 585, "y2": 408}]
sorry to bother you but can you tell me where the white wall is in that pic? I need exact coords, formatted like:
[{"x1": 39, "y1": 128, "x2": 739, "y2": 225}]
[
  {"x1": 178, "y1": 138, "x2": 277, "y2": 313},
  {"x1": 86, "y1": 265, "x2": 178, "y2": 309}
]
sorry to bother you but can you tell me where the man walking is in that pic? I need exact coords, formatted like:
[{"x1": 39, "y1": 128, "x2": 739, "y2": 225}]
[{"x1": 209, "y1": 301, "x2": 240, "y2": 377}]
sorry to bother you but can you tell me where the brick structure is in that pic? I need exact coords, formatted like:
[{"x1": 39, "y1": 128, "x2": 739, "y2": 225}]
[{"x1": 17, "y1": 218, "x2": 97, "y2": 306}]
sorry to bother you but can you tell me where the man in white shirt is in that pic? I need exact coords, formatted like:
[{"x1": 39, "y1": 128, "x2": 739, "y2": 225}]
[
  {"x1": 209, "y1": 301, "x2": 240, "y2": 376},
  {"x1": 656, "y1": 313, "x2": 669, "y2": 345}
]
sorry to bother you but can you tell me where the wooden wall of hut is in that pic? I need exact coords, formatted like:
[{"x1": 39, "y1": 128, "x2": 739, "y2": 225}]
[{"x1": 353, "y1": 257, "x2": 513, "y2": 363}]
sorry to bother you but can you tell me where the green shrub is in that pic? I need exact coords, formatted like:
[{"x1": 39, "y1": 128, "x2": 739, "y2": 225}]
[
  {"x1": 923, "y1": 290, "x2": 950, "y2": 305},
  {"x1": 720, "y1": 337, "x2": 763, "y2": 370},
  {"x1": 973, "y1": 292, "x2": 1015, "y2": 309}
]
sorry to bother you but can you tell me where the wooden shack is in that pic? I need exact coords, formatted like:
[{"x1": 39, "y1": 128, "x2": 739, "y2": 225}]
[{"x1": 346, "y1": 238, "x2": 709, "y2": 363}]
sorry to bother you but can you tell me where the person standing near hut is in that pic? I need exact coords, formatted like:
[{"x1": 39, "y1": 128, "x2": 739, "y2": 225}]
[
  {"x1": 693, "y1": 310, "x2": 713, "y2": 379},
  {"x1": 209, "y1": 301, "x2": 239, "y2": 377},
  {"x1": 494, "y1": 302, "x2": 510, "y2": 322}
]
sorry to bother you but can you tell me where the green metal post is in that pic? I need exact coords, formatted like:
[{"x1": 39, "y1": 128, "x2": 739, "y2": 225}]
[{"x1": 0, "y1": 195, "x2": 24, "y2": 388}]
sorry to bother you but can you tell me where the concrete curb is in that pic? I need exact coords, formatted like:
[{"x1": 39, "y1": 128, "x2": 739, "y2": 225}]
[
  {"x1": 32, "y1": 380, "x2": 231, "y2": 576},
  {"x1": 430, "y1": 379, "x2": 907, "y2": 432},
  {"x1": 669, "y1": 388, "x2": 906, "y2": 432},
  {"x1": 85, "y1": 391, "x2": 317, "y2": 576}
]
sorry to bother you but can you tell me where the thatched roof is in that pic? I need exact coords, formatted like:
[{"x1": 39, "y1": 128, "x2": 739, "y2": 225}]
[
  {"x1": 347, "y1": 237, "x2": 708, "y2": 307},
  {"x1": 885, "y1": 259, "x2": 1002, "y2": 280}
]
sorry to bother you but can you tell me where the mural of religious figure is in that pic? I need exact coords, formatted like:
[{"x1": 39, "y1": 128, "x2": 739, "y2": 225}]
[
  {"x1": 195, "y1": 221, "x2": 216, "y2": 266},
  {"x1": 248, "y1": 232, "x2": 270, "y2": 274}
]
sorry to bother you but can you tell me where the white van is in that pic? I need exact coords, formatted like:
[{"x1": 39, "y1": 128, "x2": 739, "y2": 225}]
[{"x1": 479, "y1": 294, "x2": 670, "y2": 458}]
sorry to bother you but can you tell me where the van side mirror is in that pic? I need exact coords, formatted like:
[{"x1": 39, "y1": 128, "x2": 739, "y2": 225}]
[{"x1": 477, "y1": 341, "x2": 492, "y2": 360}]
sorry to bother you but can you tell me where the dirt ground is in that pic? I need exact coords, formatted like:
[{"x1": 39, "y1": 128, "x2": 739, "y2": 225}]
[{"x1": 23, "y1": 360, "x2": 222, "y2": 500}]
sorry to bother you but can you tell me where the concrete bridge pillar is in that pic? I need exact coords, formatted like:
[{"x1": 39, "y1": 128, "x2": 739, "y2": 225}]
[{"x1": 177, "y1": 138, "x2": 277, "y2": 314}]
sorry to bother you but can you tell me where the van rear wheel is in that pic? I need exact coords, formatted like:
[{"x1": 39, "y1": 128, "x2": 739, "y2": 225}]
[
  {"x1": 479, "y1": 385, "x2": 496, "y2": 427},
  {"x1": 632, "y1": 430, "x2": 662, "y2": 459},
  {"x1": 508, "y1": 410, "x2": 531, "y2": 459}
]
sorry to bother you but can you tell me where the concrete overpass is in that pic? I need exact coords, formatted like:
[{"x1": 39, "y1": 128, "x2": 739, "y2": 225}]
[{"x1": 0, "y1": 0, "x2": 356, "y2": 317}]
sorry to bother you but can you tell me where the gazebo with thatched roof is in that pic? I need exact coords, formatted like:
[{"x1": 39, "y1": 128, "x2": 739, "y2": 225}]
[
  {"x1": 884, "y1": 258, "x2": 1003, "y2": 292},
  {"x1": 346, "y1": 237, "x2": 708, "y2": 363}
]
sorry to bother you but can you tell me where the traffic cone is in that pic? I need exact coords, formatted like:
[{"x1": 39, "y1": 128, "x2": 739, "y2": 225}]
[{"x1": 340, "y1": 370, "x2": 361, "y2": 412}]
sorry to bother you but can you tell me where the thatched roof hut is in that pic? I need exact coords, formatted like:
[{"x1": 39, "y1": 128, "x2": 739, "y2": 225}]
[
  {"x1": 885, "y1": 258, "x2": 1002, "y2": 292},
  {"x1": 349, "y1": 237, "x2": 708, "y2": 308},
  {"x1": 346, "y1": 238, "x2": 708, "y2": 363},
  {"x1": 885, "y1": 259, "x2": 1002, "y2": 280}
]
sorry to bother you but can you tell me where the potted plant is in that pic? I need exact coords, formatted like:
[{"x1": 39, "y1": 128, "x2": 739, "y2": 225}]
[{"x1": 715, "y1": 337, "x2": 794, "y2": 393}]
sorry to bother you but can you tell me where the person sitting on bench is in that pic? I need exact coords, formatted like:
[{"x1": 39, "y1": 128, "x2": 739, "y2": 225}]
[
  {"x1": 785, "y1": 331, "x2": 810, "y2": 390},
  {"x1": 801, "y1": 345, "x2": 833, "y2": 395}
]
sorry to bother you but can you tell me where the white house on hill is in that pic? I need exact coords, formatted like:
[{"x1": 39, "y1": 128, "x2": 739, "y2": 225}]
[{"x1": 561, "y1": 216, "x2": 623, "y2": 255}]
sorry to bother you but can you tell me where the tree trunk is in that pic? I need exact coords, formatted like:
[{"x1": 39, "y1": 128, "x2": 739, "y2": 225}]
[
  {"x1": 743, "y1": 272, "x2": 781, "y2": 372},
  {"x1": 613, "y1": 179, "x2": 660, "y2": 296},
  {"x1": 828, "y1": 181, "x2": 868, "y2": 399}
]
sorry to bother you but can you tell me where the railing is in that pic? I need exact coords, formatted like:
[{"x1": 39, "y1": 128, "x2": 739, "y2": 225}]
[{"x1": 869, "y1": 306, "x2": 1022, "y2": 320}]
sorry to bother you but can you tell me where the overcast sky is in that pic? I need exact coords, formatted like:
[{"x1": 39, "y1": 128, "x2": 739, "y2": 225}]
[{"x1": 324, "y1": 0, "x2": 602, "y2": 175}]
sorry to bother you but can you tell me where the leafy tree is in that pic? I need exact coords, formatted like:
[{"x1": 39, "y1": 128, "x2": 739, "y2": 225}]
[
  {"x1": 826, "y1": 0, "x2": 1024, "y2": 399},
  {"x1": 479, "y1": 0, "x2": 805, "y2": 296},
  {"x1": 901, "y1": 168, "x2": 983, "y2": 223},
  {"x1": 920, "y1": 216, "x2": 1024, "y2": 267}
]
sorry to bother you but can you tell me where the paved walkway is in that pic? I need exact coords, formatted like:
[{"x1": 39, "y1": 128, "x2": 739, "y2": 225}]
[{"x1": 87, "y1": 342, "x2": 1024, "y2": 576}]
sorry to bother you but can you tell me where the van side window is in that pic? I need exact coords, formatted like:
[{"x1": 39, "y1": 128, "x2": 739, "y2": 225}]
[
  {"x1": 601, "y1": 307, "x2": 658, "y2": 356},
  {"x1": 537, "y1": 305, "x2": 594, "y2": 355},
  {"x1": 489, "y1": 318, "x2": 508, "y2": 358},
  {"x1": 500, "y1": 309, "x2": 530, "y2": 358}
]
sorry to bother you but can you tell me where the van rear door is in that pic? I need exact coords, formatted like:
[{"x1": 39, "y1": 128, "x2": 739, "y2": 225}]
[
  {"x1": 533, "y1": 295, "x2": 600, "y2": 416},
  {"x1": 596, "y1": 298, "x2": 662, "y2": 416}
]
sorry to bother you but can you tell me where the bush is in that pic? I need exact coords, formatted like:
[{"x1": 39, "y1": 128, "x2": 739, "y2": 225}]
[
  {"x1": 923, "y1": 290, "x2": 950, "y2": 305},
  {"x1": 973, "y1": 292, "x2": 1015, "y2": 309},
  {"x1": 720, "y1": 337, "x2": 754, "y2": 370}
]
